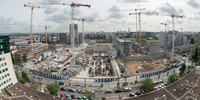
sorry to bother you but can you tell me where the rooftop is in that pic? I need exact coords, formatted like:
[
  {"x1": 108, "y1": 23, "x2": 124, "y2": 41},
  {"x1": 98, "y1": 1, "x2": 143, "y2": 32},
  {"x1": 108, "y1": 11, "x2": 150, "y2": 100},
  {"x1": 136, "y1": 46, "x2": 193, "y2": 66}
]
[
  {"x1": 0, "y1": 82, "x2": 68, "y2": 100},
  {"x1": 127, "y1": 70, "x2": 200, "y2": 100}
]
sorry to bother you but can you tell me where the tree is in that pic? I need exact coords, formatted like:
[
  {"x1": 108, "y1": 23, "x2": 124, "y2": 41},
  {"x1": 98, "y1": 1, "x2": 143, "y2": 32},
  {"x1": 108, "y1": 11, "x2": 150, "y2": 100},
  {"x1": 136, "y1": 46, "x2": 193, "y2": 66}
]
[
  {"x1": 21, "y1": 71, "x2": 29, "y2": 82},
  {"x1": 84, "y1": 90, "x2": 95, "y2": 99},
  {"x1": 168, "y1": 74, "x2": 178, "y2": 83},
  {"x1": 140, "y1": 78, "x2": 154, "y2": 93},
  {"x1": 15, "y1": 71, "x2": 21, "y2": 81},
  {"x1": 47, "y1": 84, "x2": 59, "y2": 95},
  {"x1": 179, "y1": 63, "x2": 186, "y2": 75},
  {"x1": 190, "y1": 37, "x2": 195, "y2": 44},
  {"x1": 193, "y1": 48, "x2": 199, "y2": 62}
]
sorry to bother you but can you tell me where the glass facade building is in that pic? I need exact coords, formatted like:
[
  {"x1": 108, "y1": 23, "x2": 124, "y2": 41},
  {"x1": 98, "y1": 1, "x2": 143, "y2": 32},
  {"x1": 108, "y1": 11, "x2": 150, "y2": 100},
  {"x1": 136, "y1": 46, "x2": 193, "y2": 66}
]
[{"x1": 0, "y1": 36, "x2": 10, "y2": 55}]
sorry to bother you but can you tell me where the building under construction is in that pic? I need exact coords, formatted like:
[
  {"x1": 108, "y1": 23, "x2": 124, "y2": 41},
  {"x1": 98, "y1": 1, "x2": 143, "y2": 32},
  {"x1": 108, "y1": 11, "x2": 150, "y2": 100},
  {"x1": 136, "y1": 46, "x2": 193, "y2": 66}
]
[
  {"x1": 14, "y1": 43, "x2": 47, "y2": 62},
  {"x1": 112, "y1": 37, "x2": 132, "y2": 57}
]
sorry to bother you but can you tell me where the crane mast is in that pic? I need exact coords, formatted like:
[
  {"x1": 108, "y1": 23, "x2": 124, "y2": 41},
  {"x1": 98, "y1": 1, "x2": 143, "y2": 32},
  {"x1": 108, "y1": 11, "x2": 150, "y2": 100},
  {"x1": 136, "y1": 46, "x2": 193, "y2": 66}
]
[
  {"x1": 44, "y1": 26, "x2": 48, "y2": 51},
  {"x1": 24, "y1": 4, "x2": 44, "y2": 57},
  {"x1": 70, "y1": 3, "x2": 91, "y2": 67}
]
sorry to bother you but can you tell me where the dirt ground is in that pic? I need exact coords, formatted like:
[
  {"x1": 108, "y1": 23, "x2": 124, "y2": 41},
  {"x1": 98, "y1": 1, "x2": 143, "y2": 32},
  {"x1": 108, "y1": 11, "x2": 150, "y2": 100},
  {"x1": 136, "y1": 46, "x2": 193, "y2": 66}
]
[{"x1": 125, "y1": 58, "x2": 169, "y2": 75}]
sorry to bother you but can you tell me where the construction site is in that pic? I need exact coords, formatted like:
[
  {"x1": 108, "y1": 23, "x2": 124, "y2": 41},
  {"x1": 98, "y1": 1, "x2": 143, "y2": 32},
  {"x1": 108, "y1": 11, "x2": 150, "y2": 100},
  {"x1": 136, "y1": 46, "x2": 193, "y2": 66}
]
[
  {"x1": 125, "y1": 58, "x2": 170, "y2": 75},
  {"x1": 10, "y1": 1, "x2": 184, "y2": 83}
]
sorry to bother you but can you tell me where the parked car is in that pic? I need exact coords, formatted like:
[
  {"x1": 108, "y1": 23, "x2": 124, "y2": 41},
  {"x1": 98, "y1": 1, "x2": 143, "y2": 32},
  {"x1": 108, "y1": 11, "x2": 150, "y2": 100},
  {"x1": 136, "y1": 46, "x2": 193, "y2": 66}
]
[
  {"x1": 77, "y1": 96, "x2": 83, "y2": 100},
  {"x1": 78, "y1": 89, "x2": 85, "y2": 94},
  {"x1": 123, "y1": 87, "x2": 131, "y2": 92},
  {"x1": 129, "y1": 93, "x2": 137, "y2": 97},
  {"x1": 135, "y1": 92, "x2": 141, "y2": 96},
  {"x1": 65, "y1": 94, "x2": 71, "y2": 99},
  {"x1": 71, "y1": 94, "x2": 76, "y2": 99},
  {"x1": 105, "y1": 89, "x2": 113, "y2": 93},
  {"x1": 68, "y1": 88, "x2": 76, "y2": 92},
  {"x1": 115, "y1": 89, "x2": 123, "y2": 93},
  {"x1": 82, "y1": 96, "x2": 88, "y2": 100},
  {"x1": 60, "y1": 87, "x2": 67, "y2": 91}
]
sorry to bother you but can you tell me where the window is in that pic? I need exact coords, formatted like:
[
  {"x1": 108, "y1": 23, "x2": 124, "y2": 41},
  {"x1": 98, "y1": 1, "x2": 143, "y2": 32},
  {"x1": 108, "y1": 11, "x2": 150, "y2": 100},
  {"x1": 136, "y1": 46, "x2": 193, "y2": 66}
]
[
  {"x1": 4, "y1": 81, "x2": 6, "y2": 84},
  {"x1": 5, "y1": 74, "x2": 7, "y2": 77},
  {"x1": 0, "y1": 45, "x2": 3, "y2": 49},
  {"x1": 0, "y1": 71, "x2": 2, "y2": 74},
  {"x1": 1, "y1": 64, "x2": 3, "y2": 67},
  {"x1": 5, "y1": 68, "x2": 8, "y2": 71},
  {"x1": 7, "y1": 73, "x2": 9, "y2": 76},
  {"x1": 11, "y1": 83, "x2": 13, "y2": 85},
  {"x1": 9, "y1": 78, "x2": 11, "y2": 81},
  {"x1": 3, "y1": 69, "x2": 5, "y2": 72},
  {"x1": 2, "y1": 76, "x2": 4, "y2": 79},
  {"x1": 2, "y1": 57, "x2": 5, "y2": 60},
  {"x1": 0, "y1": 58, "x2": 2, "y2": 61},
  {"x1": 4, "y1": 63, "x2": 6, "y2": 66},
  {"x1": 6, "y1": 80, "x2": 8, "y2": 82}
]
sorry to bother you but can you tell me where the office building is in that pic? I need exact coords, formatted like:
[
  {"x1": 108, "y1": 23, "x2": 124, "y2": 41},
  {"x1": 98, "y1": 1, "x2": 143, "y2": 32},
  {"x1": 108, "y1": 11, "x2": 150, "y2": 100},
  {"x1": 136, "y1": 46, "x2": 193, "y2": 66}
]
[{"x1": 0, "y1": 36, "x2": 18, "y2": 93}]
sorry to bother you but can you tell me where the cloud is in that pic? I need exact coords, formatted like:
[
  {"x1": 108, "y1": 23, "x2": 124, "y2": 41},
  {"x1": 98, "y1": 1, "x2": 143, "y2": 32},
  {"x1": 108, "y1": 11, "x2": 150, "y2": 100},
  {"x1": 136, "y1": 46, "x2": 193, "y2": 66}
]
[
  {"x1": 108, "y1": 6, "x2": 124, "y2": 19},
  {"x1": 0, "y1": 16, "x2": 28, "y2": 33},
  {"x1": 158, "y1": 3, "x2": 184, "y2": 15},
  {"x1": 43, "y1": 9, "x2": 57, "y2": 14},
  {"x1": 46, "y1": 9, "x2": 81, "y2": 24},
  {"x1": 108, "y1": 13, "x2": 123, "y2": 19},
  {"x1": 46, "y1": 11, "x2": 70, "y2": 23},
  {"x1": 118, "y1": 0, "x2": 148, "y2": 3},
  {"x1": 185, "y1": 0, "x2": 200, "y2": 9},
  {"x1": 82, "y1": 12, "x2": 99, "y2": 20},
  {"x1": 108, "y1": 6, "x2": 120, "y2": 12}
]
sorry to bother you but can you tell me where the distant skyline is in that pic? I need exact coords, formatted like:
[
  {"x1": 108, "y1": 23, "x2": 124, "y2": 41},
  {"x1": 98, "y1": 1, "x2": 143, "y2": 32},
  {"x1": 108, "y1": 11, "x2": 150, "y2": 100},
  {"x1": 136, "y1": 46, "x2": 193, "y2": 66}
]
[{"x1": 0, "y1": 0, "x2": 200, "y2": 33}]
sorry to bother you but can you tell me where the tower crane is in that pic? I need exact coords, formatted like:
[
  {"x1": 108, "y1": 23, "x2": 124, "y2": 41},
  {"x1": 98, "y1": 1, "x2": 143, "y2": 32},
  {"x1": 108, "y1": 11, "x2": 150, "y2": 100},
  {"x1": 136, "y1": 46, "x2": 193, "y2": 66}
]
[
  {"x1": 134, "y1": 9, "x2": 145, "y2": 43},
  {"x1": 48, "y1": 1, "x2": 91, "y2": 67},
  {"x1": 129, "y1": 11, "x2": 151, "y2": 54},
  {"x1": 161, "y1": 23, "x2": 169, "y2": 33},
  {"x1": 155, "y1": 13, "x2": 183, "y2": 62},
  {"x1": 24, "y1": 4, "x2": 45, "y2": 49},
  {"x1": 116, "y1": 8, "x2": 145, "y2": 43},
  {"x1": 136, "y1": 11, "x2": 183, "y2": 62},
  {"x1": 169, "y1": 15, "x2": 183, "y2": 62}
]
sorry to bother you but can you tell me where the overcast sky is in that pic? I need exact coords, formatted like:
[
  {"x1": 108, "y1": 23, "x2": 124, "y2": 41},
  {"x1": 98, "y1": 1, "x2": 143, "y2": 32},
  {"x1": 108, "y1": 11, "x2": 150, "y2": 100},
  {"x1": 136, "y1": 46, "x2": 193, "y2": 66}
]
[{"x1": 0, "y1": 0, "x2": 200, "y2": 33}]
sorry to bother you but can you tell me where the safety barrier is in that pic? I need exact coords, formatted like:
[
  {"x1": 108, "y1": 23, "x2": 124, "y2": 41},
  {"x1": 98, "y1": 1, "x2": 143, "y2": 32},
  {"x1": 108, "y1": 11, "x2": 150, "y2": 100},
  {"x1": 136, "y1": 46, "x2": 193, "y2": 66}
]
[
  {"x1": 95, "y1": 78, "x2": 118, "y2": 82},
  {"x1": 139, "y1": 66, "x2": 181, "y2": 78},
  {"x1": 30, "y1": 70, "x2": 64, "y2": 80}
]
